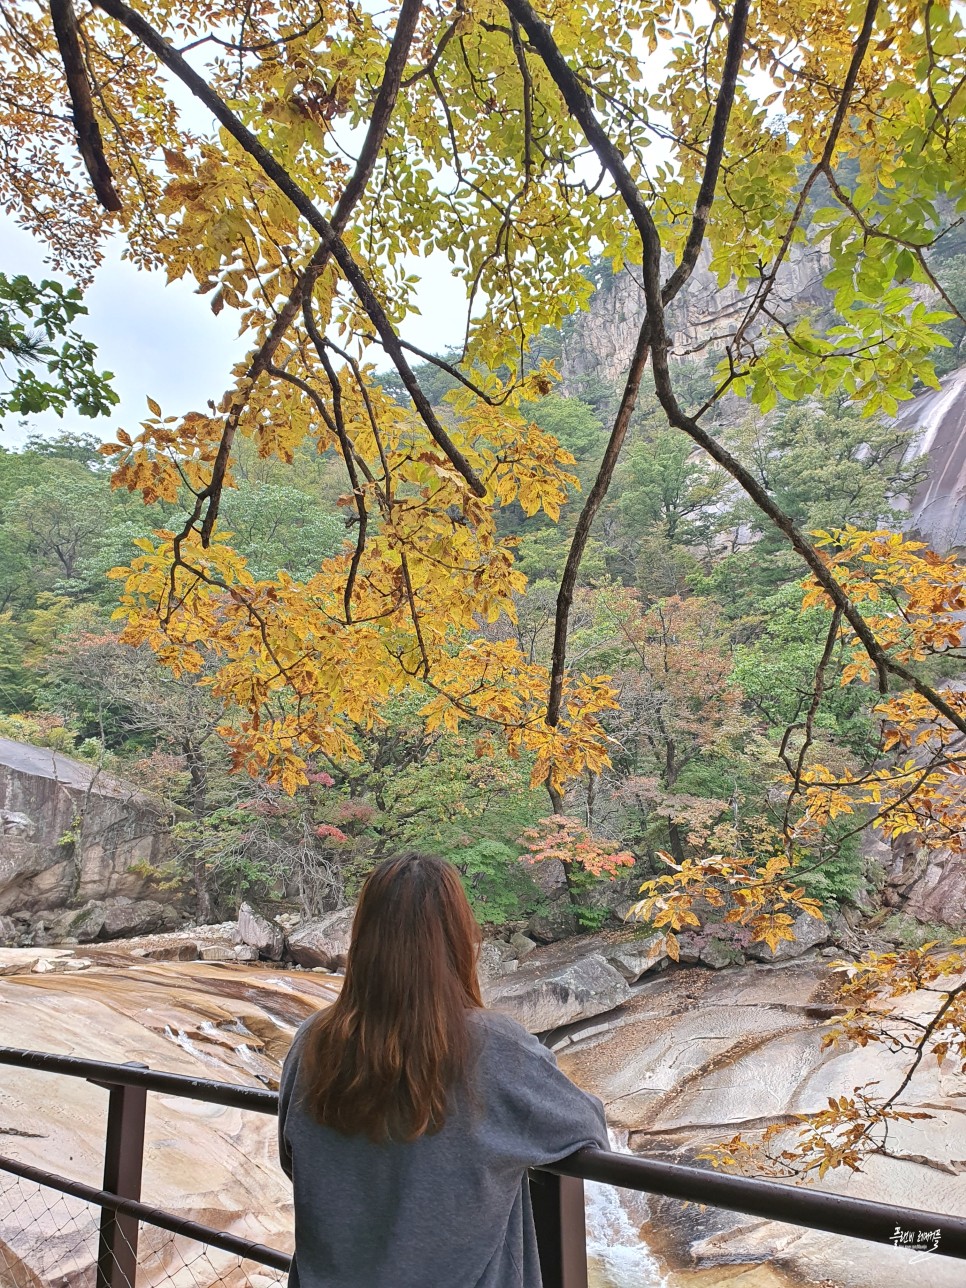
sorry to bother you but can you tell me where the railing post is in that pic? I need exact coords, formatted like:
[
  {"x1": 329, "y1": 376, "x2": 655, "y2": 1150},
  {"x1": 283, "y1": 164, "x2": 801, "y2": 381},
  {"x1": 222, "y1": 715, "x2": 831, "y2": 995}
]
[
  {"x1": 530, "y1": 1171, "x2": 589, "y2": 1288},
  {"x1": 93, "y1": 1067, "x2": 148, "y2": 1288}
]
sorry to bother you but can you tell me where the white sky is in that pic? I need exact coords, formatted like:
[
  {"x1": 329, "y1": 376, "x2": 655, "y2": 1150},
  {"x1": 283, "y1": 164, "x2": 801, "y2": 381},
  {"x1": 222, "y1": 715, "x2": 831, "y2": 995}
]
[{"x1": 0, "y1": 214, "x2": 467, "y2": 449}]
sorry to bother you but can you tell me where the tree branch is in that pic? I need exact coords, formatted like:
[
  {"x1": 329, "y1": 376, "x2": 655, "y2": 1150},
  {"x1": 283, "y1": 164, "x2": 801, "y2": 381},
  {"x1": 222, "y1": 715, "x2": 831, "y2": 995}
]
[
  {"x1": 91, "y1": 0, "x2": 486, "y2": 530},
  {"x1": 49, "y1": 0, "x2": 121, "y2": 211},
  {"x1": 514, "y1": 0, "x2": 966, "y2": 738},
  {"x1": 510, "y1": 0, "x2": 749, "y2": 724}
]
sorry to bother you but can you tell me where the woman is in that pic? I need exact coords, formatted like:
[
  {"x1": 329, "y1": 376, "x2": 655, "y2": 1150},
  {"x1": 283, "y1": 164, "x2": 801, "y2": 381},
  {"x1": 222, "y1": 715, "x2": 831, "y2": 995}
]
[{"x1": 278, "y1": 851, "x2": 608, "y2": 1287}]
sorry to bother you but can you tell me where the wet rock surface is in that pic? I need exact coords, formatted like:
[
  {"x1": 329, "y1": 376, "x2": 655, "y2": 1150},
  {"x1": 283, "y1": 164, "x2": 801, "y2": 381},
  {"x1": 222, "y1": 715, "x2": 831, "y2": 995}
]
[
  {"x1": 0, "y1": 948, "x2": 340, "y2": 1286},
  {"x1": 559, "y1": 961, "x2": 966, "y2": 1288}
]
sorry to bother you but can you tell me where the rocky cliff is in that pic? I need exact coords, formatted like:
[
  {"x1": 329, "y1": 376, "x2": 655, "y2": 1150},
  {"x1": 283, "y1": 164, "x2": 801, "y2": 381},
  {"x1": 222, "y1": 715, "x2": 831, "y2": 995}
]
[
  {"x1": 898, "y1": 364, "x2": 966, "y2": 551},
  {"x1": 0, "y1": 738, "x2": 176, "y2": 946},
  {"x1": 558, "y1": 253, "x2": 966, "y2": 556},
  {"x1": 558, "y1": 242, "x2": 831, "y2": 390}
]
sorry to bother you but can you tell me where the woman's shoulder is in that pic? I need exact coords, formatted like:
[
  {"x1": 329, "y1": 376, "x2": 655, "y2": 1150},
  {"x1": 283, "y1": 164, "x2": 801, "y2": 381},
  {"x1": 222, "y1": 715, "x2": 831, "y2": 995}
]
[
  {"x1": 281, "y1": 1008, "x2": 325, "y2": 1069},
  {"x1": 468, "y1": 1007, "x2": 552, "y2": 1060}
]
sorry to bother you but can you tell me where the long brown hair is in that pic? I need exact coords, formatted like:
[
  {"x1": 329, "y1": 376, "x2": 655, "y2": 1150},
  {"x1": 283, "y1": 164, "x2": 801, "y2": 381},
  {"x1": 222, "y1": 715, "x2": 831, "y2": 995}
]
[{"x1": 299, "y1": 852, "x2": 484, "y2": 1141}]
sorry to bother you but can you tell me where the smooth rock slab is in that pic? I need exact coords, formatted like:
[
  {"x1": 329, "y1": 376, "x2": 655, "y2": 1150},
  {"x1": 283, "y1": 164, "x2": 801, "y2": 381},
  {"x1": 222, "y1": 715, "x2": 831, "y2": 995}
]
[
  {"x1": 0, "y1": 957, "x2": 341, "y2": 1286},
  {"x1": 484, "y1": 952, "x2": 631, "y2": 1034},
  {"x1": 0, "y1": 947, "x2": 74, "y2": 976}
]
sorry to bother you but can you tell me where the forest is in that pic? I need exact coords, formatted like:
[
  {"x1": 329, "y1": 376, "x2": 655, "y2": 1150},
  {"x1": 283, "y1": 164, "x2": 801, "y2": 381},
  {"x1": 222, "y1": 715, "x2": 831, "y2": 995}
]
[{"x1": 1, "y1": 300, "x2": 959, "y2": 939}]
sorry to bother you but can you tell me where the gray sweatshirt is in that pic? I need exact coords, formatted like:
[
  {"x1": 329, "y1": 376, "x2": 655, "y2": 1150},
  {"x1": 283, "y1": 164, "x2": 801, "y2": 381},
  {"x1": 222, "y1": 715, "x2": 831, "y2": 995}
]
[{"x1": 277, "y1": 1007, "x2": 609, "y2": 1287}]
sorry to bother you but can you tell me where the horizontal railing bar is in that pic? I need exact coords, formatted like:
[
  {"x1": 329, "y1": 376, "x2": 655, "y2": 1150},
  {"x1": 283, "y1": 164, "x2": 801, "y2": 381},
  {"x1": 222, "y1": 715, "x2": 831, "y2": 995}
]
[
  {"x1": 0, "y1": 1046, "x2": 277, "y2": 1113},
  {"x1": 5, "y1": 1045, "x2": 966, "y2": 1261},
  {"x1": 548, "y1": 1147, "x2": 966, "y2": 1260},
  {"x1": 0, "y1": 1155, "x2": 292, "y2": 1272}
]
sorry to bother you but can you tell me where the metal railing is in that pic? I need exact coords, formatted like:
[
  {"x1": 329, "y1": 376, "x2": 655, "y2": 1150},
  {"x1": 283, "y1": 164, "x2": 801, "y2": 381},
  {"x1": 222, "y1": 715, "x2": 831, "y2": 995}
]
[{"x1": 2, "y1": 1044, "x2": 966, "y2": 1288}]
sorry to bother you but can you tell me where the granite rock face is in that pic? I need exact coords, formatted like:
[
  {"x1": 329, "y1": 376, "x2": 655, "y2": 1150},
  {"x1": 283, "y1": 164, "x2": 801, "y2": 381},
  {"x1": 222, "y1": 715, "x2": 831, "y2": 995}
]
[
  {"x1": 558, "y1": 242, "x2": 831, "y2": 392},
  {"x1": 897, "y1": 365, "x2": 966, "y2": 552},
  {"x1": 484, "y1": 952, "x2": 631, "y2": 1033},
  {"x1": 0, "y1": 738, "x2": 173, "y2": 940},
  {"x1": 235, "y1": 902, "x2": 285, "y2": 960},
  {"x1": 286, "y1": 906, "x2": 356, "y2": 969},
  {"x1": 560, "y1": 963, "x2": 966, "y2": 1288},
  {"x1": 562, "y1": 246, "x2": 966, "y2": 559}
]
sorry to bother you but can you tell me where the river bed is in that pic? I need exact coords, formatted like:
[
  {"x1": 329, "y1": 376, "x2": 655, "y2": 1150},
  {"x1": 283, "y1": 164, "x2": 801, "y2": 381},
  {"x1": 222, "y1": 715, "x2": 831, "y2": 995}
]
[{"x1": 1, "y1": 947, "x2": 964, "y2": 1287}]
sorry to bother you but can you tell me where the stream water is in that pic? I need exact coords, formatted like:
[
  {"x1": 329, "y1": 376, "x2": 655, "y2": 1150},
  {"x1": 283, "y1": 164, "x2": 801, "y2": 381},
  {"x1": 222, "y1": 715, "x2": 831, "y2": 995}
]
[{"x1": 586, "y1": 1131, "x2": 668, "y2": 1287}]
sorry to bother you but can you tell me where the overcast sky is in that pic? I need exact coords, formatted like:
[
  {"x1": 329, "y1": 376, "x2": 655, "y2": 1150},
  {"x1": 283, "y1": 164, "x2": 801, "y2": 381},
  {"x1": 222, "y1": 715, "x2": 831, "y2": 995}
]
[
  {"x1": 0, "y1": 17, "x2": 725, "y2": 453},
  {"x1": 0, "y1": 212, "x2": 467, "y2": 450}
]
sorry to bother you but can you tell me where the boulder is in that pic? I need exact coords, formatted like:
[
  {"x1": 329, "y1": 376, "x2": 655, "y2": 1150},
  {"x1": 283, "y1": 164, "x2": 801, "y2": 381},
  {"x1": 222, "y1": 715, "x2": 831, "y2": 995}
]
[
  {"x1": 509, "y1": 932, "x2": 537, "y2": 961},
  {"x1": 199, "y1": 945, "x2": 235, "y2": 962},
  {"x1": 103, "y1": 897, "x2": 173, "y2": 939},
  {"x1": 287, "y1": 906, "x2": 356, "y2": 969},
  {"x1": 527, "y1": 903, "x2": 578, "y2": 943},
  {"x1": 235, "y1": 903, "x2": 284, "y2": 960},
  {"x1": 133, "y1": 941, "x2": 200, "y2": 962},
  {"x1": 699, "y1": 937, "x2": 743, "y2": 970},
  {"x1": 477, "y1": 940, "x2": 518, "y2": 984},
  {"x1": 484, "y1": 953, "x2": 632, "y2": 1034},
  {"x1": 233, "y1": 944, "x2": 259, "y2": 963},
  {"x1": 676, "y1": 932, "x2": 701, "y2": 964},
  {"x1": 745, "y1": 912, "x2": 830, "y2": 963},
  {"x1": 602, "y1": 933, "x2": 667, "y2": 982},
  {"x1": 37, "y1": 902, "x2": 105, "y2": 942},
  {"x1": 0, "y1": 914, "x2": 16, "y2": 947},
  {"x1": 33, "y1": 896, "x2": 172, "y2": 944}
]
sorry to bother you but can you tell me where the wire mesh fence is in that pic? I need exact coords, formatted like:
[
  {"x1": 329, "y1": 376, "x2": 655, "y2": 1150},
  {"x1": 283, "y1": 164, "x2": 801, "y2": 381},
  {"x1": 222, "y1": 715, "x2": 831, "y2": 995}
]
[
  {"x1": 0, "y1": 1168, "x2": 96, "y2": 1288},
  {"x1": 0, "y1": 1171, "x2": 287, "y2": 1288}
]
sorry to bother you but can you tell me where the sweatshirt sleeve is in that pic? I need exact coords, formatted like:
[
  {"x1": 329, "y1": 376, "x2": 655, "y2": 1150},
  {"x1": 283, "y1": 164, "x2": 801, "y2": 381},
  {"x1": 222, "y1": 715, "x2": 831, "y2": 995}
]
[
  {"x1": 479, "y1": 1014, "x2": 609, "y2": 1167},
  {"x1": 277, "y1": 1024, "x2": 308, "y2": 1181}
]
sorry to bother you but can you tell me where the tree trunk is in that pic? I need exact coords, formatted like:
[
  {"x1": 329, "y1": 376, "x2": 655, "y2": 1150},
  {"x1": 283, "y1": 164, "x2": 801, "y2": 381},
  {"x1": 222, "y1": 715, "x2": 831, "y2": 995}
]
[
  {"x1": 667, "y1": 819, "x2": 686, "y2": 864},
  {"x1": 183, "y1": 738, "x2": 213, "y2": 923}
]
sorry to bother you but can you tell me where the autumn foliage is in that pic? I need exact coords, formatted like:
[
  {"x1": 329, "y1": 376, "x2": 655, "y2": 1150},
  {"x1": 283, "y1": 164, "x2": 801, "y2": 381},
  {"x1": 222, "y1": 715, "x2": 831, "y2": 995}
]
[{"x1": 519, "y1": 814, "x2": 635, "y2": 880}]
